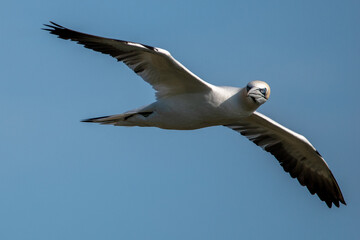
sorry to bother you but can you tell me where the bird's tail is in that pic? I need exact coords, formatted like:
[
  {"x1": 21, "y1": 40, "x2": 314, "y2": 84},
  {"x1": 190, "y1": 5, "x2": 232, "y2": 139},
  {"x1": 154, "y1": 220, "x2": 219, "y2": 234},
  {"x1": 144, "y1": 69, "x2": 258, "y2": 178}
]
[
  {"x1": 81, "y1": 112, "x2": 136, "y2": 126},
  {"x1": 81, "y1": 110, "x2": 153, "y2": 126}
]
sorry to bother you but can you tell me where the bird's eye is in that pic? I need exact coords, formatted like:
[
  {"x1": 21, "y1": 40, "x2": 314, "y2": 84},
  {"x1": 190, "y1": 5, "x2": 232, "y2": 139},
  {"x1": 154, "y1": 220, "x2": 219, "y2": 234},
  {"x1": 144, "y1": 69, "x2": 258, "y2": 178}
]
[
  {"x1": 260, "y1": 88, "x2": 267, "y2": 95},
  {"x1": 246, "y1": 85, "x2": 251, "y2": 92}
]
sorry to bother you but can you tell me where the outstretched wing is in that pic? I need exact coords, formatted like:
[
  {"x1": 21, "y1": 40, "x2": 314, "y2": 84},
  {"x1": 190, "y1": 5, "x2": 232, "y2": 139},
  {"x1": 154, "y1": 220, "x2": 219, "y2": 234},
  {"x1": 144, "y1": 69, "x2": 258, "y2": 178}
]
[
  {"x1": 225, "y1": 111, "x2": 345, "y2": 208},
  {"x1": 43, "y1": 22, "x2": 212, "y2": 99}
]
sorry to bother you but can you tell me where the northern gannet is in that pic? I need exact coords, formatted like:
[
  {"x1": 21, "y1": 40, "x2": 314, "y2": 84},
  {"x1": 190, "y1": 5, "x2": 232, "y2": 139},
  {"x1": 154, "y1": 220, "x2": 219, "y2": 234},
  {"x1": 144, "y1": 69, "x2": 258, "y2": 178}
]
[{"x1": 43, "y1": 22, "x2": 346, "y2": 208}]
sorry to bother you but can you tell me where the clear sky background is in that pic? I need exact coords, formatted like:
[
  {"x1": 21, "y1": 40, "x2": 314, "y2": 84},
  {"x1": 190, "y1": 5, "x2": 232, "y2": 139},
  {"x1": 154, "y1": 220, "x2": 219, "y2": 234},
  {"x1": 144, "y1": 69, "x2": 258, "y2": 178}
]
[{"x1": 1, "y1": 0, "x2": 359, "y2": 239}]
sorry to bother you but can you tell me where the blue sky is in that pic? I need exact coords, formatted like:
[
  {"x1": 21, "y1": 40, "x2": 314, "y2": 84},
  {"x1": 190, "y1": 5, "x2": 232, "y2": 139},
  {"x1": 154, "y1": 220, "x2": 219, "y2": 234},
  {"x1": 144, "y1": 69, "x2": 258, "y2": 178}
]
[{"x1": 1, "y1": 0, "x2": 359, "y2": 239}]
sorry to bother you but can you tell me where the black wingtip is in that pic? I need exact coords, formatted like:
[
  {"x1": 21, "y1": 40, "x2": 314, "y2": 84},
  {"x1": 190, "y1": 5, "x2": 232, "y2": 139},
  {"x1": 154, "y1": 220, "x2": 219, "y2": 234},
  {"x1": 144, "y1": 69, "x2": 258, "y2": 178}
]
[
  {"x1": 42, "y1": 21, "x2": 65, "y2": 32},
  {"x1": 49, "y1": 21, "x2": 63, "y2": 28},
  {"x1": 340, "y1": 197, "x2": 346, "y2": 206}
]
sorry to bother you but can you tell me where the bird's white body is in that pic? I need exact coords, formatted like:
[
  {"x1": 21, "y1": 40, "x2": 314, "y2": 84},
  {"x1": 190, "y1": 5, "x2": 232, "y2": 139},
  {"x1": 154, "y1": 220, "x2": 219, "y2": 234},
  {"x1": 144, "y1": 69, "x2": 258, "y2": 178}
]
[
  {"x1": 44, "y1": 22, "x2": 345, "y2": 208},
  {"x1": 110, "y1": 87, "x2": 255, "y2": 130}
]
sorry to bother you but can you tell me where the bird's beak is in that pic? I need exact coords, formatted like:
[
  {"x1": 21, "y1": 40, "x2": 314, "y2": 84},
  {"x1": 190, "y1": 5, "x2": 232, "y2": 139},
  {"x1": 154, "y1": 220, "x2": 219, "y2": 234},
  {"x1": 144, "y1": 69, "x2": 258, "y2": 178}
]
[
  {"x1": 247, "y1": 88, "x2": 267, "y2": 105},
  {"x1": 247, "y1": 87, "x2": 261, "y2": 97}
]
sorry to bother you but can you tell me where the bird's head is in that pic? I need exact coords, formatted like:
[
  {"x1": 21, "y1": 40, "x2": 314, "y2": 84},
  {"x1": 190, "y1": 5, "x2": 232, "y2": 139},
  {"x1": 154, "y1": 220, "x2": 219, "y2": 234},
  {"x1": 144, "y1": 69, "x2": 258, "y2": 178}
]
[{"x1": 246, "y1": 80, "x2": 271, "y2": 105}]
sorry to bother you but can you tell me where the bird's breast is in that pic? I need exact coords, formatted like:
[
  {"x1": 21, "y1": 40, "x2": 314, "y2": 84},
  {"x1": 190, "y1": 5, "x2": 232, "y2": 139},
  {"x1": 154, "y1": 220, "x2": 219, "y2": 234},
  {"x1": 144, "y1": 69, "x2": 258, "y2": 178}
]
[{"x1": 150, "y1": 90, "x2": 250, "y2": 130}]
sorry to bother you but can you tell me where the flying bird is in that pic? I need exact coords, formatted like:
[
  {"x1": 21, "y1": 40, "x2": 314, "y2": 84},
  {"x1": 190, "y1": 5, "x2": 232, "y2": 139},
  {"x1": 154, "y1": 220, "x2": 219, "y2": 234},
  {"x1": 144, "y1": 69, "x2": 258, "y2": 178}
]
[{"x1": 43, "y1": 22, "x2": 346, "y2": 208}]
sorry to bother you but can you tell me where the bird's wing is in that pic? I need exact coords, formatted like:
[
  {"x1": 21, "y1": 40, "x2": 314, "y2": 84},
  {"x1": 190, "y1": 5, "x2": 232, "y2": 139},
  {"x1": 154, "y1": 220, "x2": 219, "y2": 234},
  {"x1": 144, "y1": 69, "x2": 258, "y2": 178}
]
[
  {"x1": 224, "y1": 111, "x2": 345, "y2": 208},
  {"x1": 43, "y1": 22, "x2": 212, "y2": 99}
]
